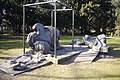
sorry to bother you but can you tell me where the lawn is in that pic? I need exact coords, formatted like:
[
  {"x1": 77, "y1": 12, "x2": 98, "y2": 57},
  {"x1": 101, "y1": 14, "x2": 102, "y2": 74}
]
[{"x1": 0, "y1": 36, "x2": 120, "y2": 80}]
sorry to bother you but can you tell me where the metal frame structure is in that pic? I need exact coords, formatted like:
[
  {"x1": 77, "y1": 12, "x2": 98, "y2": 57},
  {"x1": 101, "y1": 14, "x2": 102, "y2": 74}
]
[{"x1": 23, "y1": 0, "x2": 74, "y2": 58}]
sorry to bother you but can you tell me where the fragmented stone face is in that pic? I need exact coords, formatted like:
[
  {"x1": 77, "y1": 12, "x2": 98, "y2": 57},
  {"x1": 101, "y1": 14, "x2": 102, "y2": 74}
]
[{"x1": 27, "y1": 23, "x2": 60, "y2": 53}]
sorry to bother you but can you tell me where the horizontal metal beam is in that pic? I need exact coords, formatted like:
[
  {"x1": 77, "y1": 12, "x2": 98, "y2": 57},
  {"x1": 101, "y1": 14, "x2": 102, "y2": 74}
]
[
  {"x1": 53, "y1": 9, "x2": 72, "y2": 11},
  {"x1": 56, "y1": 1, "x2": 72, "y2": 9},
  {"x1": 24, "y1": 1, "x2": 54, "y2": 6},
  {"x1": 28, "y1": 6, "x2": 52, "y2": 11},
  {"x1": 27, "y1": 6, "x2": 72, "y2": 12}
]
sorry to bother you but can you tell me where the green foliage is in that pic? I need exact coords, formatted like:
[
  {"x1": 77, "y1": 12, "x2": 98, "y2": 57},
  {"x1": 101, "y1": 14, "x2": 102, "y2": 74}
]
[
  {"x1": 0, "y1": 0, "x2": 23, "y2": 34},
  {"x1": 0, "y1": 0, "x2": 51, "y2": 34},
  {"x1": 80, "y1": 1, "x2": 100, "y2": 16},
  {"x1": 112, "y1": 0, "x2": 120, "y2": 36},
  {"x1": 78, "y1": 0, "x2": 115, "y2": 34},
  {"x1": 0, "y1": 0, "x2": 116, "y2": 35},
  {"x1": 61, "y1": 0, "x2": 116, "y2": 35},
  {"x1": 115, "y1": 25, "x2": 120, "y2": 36}
]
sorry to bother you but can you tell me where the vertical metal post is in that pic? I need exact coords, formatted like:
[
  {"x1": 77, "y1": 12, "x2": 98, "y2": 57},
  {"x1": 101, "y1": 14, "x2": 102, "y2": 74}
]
[
  {"x1": 54, "y1": 2, "x2": 57, "y2": 58},
  {"x1": 23, "y1": 6, "x2": 25, "y2": 54},
  {"x1": 51, "y1": 10, "x2": 53, "y2": 26},
  {"x1": 72, "y1": 9, "x2": 74, "y2": 50}
]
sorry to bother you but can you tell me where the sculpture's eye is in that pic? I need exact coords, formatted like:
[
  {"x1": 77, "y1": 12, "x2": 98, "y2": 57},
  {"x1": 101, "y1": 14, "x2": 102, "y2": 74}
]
[{"x1": 33, "y1": 27, "x2": 37, "y2": 32}]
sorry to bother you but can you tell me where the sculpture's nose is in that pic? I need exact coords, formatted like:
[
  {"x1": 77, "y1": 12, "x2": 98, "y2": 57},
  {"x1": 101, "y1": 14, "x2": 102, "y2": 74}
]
[{"x1": 32, "y1": 25, "x2": 37, "y2": 32}]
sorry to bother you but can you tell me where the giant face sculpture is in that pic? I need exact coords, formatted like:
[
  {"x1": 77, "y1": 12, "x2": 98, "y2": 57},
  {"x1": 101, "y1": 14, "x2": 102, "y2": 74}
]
[{"x1": 26, "y1": 23, "x2": 60, "y2": 54}]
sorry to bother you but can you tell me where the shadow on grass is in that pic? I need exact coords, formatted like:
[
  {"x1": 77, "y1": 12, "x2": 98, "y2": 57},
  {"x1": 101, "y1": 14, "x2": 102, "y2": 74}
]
[
  {"x1": 60, "y1": 42, "x2": 70, "y2": 45},
  {"x1": 60, "y1": 53, "x2": 81, "y2": 65},
  {"x1": 108, "y1": 43, "x2": 120, "y2": 58},
  {"x1": 0, "y1": 40, "x2": 29, "y2": 50},
  {"x1": 20, "y1": 73, "x2": 120, "y2": 80},
  {"x1": 0, "y1": 57, "x2": 14, "y2": 60},
  {"x1": 109, "y1": 49, "x2": 120, "y2": 58}
]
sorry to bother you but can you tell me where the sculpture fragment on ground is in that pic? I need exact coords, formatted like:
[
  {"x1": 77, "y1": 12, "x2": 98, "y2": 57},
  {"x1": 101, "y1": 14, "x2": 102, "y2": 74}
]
[
  {"x1": 10, "y1": 23, "x2": 61, "y2": 71},
  {"x1": 83, "y1": 34, "x2": 108, "y2": 53},
  {"x1": 83, "y1": 34, "x2": 113, "y2": 59}
]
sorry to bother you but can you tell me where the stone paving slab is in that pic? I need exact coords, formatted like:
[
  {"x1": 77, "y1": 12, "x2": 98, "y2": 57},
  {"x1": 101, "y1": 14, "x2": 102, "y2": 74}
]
[
  {"x1": 73, "y1": 49, "x2": 99, "y2": 63},
  {"x1": 46, "y1": 45, "x2": 98, "y2": 64},
  {"x1": 57, "y1": 45, "x2": 100, "y2": 63},
  {"x1": 0, "y1": 45, "x2": 99, "y2": 75},
  {"x1": 0, "y1": 60, "x2": 51, "y2": 76}
]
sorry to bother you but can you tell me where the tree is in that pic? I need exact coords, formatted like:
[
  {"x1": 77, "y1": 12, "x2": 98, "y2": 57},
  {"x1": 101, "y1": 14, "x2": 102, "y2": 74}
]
[
  {"x1": 79, "y1": 0, "x2": 115, "y2": 35},
  {"x1": 0, "y1": 0, "x2": 51, "y2": 35},
  {"x1": 112, "y1": 0, "x2": 120, "y2": 36},
  {"x1": 0, "y1": 0, "x2": 116, "y2": 35},
  {"x1": 0, "y1": 0, "x2": 23, "y2": 34}
]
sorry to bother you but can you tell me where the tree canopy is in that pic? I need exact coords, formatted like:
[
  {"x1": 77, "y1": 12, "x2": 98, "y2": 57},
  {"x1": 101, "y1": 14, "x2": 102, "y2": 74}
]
[
  {"x1": 112, "y1": 0, "x2": 120, "y2": 36},
  {"x1": 0, "y1": 0, "x2": 118, "y2": 36}
]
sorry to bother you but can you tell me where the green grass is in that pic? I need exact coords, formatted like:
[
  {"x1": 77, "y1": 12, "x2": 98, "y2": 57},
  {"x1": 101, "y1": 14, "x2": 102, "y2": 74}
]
[
  {"x1": 0, "y1": 39, "x2": 29, "y2": 57},
  {"x1": 0, "y1": 36, "x2": 120, "y2": 80},
  {"x1": 107, "y1": 37, "x2": 120, "y2": 58},
  {"x1": 60, "y1": 35, "x2": 83, "y2": 45},
  {"x1": 0, "y1": 40, "x2": 23, "y2": 49}
]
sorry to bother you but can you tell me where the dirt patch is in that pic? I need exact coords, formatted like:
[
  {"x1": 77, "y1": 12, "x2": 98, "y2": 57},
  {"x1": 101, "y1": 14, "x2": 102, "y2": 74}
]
[{"x1": 0, "y1": 70, "x2": 15, "y2": 80}]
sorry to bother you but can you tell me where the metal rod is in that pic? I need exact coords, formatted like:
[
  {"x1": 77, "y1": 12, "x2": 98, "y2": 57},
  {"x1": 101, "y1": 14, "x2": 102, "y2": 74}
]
[
  {"x1": 28, "y1": 6, "x2": 52, "y2": 11},
  {"x1": 28, "y1": 6, "x2": 72, "y2": 12},
  {"x1": 23, "y1": 1, "x2": 74, "y2": 56},
  {"x1": 24, "y1": 1, "x2": 54, "y2": 6},
  {"x1": 53, "y1": 9, "x2": 72, "y2": 11},
  {"x1": 72, "y1": 9, "x2": 74, "y2": 50},
  {"x1": 23, "y1": 6, "x2": 25, "y2": 54},
  {"x1": 54, "y1": 2, "x2": 57, "y2": 58},
  {"x1": 56, "y1": 1, "x2": 72, "y2": 9},
  {"x1": 25, "y1": 2, "x2": 73, "y2": 12},
  {"x1": 51, "y1": 10, "x2": 53, "y2": 26}
]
